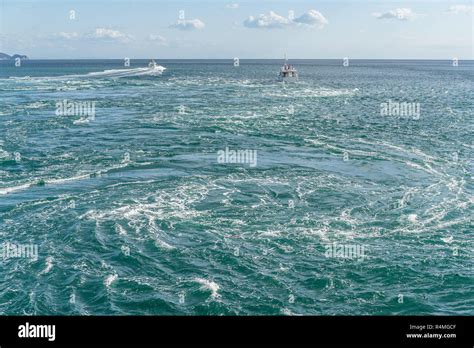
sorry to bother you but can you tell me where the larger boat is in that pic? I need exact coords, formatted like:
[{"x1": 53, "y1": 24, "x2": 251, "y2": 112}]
[{"x1": 278, "y1": 56, "x2": 298, "y2": 82}]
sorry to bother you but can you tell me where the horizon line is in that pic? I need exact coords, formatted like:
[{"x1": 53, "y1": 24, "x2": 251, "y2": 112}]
[{"x1": 2, "y1": 58, "x2": 473, "y2": 61}]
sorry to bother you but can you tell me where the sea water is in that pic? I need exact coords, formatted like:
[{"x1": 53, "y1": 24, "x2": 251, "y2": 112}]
[{"x1": 0, "y1": 59, "x2": 472, "y2": 315}]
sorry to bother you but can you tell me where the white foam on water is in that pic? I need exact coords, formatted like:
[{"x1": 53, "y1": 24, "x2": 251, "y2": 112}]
[
  {"x1": 154, "y1": 238, "x2": 174, "y2": 250},
  {"x1": 338, "y1": 209, "x2": 359, "y2": 226},
  {"x1": 105, "y1": 274, "x2": 118, "y2": 288},
  {"x1": 82, "y1": 182, "x2": 208, "y2": 224},
  {"x1": 281, "y1": 308, "x2": 302, "y2": 316},
  {"x1": 265, "y1": 87, "x2": 357, "y2": 98},
  {"x1": 399, "y1": 187, "x2": 418, "y2": 208},
  {"x1": 23, "y1": 101, "x2": 49, "y2": 109},
  {"x1": 0, "y1": 163, "x2": 129, "y2": 196},
  {"x1": 73, "y1": 117, "x2": 90, "y2": 125},
  {"x1": 47, "y1": 173, "x2": 91, "y2": 185},
  {"x1": 5, "y1": 66, "x2": 165, "y2": 87},
  {"x1": 194, "y1": 278, "x2": 220, "y2": 299},
  {"x1": 299, "y1": 226, "x2": 331, "y2": 242},
  {"x1": 115, "y1": 223, "x2": 127, "y2": 236},
  {"x1": 259, "y1": 230, "x2": 281, "y2": 237},
  {"x1": 8, "y1": 76, "x2": 31, "y2": 80},
  {"x1": 304, "y1": 138, "x2": 327, "y2": 147},
  {"x1": 355, "y1": 139, "x2": 445, "y2": 177},
  {"x1": 148, "y1": 218, "x2": 175, "y2": 250},
  {"x1": 0, "y1": 183, "x2": 32, "y2": 195},
  {"x1": 441, "y1": 236, "x2": 454, "y2": 244},
  {"x1": 39, "y1": 256, "x2": 53, "y2": 275},
  {"x1": 74, "y1": 66, "x2": 166, "y2": 79}
]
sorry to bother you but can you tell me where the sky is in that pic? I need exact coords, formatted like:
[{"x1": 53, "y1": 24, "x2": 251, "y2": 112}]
[{"x1": 0, "y1": 0, "x2": 473, "y2": 59}]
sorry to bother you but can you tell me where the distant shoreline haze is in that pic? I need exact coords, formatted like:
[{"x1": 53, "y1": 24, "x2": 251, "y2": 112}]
[{"x1": 0, "y1": 52, "x2": 29, "y2": 60}]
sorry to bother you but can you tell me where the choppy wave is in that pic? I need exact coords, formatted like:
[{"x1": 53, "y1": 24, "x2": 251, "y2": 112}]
[
  {"x1": 0, "y1": 60, "x2": 472, "y2": 315},
  {"x1": 194, "y1": 278, "x2": 221, "y2": 299}
]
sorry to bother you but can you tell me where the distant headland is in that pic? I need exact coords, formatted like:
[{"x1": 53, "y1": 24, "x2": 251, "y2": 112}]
[{"x1": 0, "y1": 52, "x2": 29, "y2": 60}]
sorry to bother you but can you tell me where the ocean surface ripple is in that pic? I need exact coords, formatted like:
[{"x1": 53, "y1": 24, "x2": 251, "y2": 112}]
[{"x1": 0, "y1": 59, "x2": 472, "y2": 315}]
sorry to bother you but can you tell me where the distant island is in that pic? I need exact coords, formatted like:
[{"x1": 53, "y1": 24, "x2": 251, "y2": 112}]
[{"x1": 0, "y1": 52, "x2": 28, "y2": 60}]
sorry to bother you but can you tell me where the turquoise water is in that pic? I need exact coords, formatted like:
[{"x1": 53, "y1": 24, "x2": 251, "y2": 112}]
[{"x1": 0, "y1": 59, "x2": 472, "y2": 315}]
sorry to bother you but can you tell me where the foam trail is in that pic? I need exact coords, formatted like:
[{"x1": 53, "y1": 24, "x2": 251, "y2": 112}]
[
  {"x1": 0, "y1": 163, "x2": 129, "y2": 195},
  {"x1": 8, "y1": 65, "x2": 166, "y2": 81},
  {"x1": 0, "y1": 183, "x2": 32, "y2": 195},
  {"x1": 68, "y1": 65, "x2": 166, "y2": 79}
]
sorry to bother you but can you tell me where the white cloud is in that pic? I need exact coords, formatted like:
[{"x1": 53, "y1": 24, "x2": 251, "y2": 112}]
[
  {"x1": 87, "y1": 28, "x2": 133, "y2": 42},
  {"x1": 243, "y1": 11, "x2": 290, "y2": 28},
  {"x1": 56, "y1": 32, "x2": 80, "y2": 40},
  {"x1": 244, "y1": 9, "x2": 328, "y2": 29},
  {"x1": 372, "y1": 8, "x2": 416, "y2": 21},
  {"x1": 293, "y1": 10, "x2": 328, "y2": 28},
  {"x1": 53, "y1": 29, "x2": 133, "y2": 43},
  {"x1": 170, "y1": 19, "x2": 205, "y2": 31},
  {"x1": 148, "y1": 34, "x2": 168, "y2": 46},
  {"x1": 226, "y1": 3, "x2": 239, "y2": 9},
  {"x1": 447, "y1": 5, "x2": 473, "y2": 14}
]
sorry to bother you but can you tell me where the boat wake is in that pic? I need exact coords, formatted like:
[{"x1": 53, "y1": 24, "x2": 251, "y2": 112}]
[
  {"x1": 6, "y1": 65, "x2": 166, "y2": 81},
  {"x1": 81, "y1": 65, "x2": 166, "y2": 78}
]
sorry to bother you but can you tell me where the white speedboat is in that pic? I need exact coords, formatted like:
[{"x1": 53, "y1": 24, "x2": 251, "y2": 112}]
[
  {"x1": 278, "y1": 55, "x2": 298, "y2": 82},
  {"x1": 148, "y1": 59, "x2": 166, "y2": 75}
]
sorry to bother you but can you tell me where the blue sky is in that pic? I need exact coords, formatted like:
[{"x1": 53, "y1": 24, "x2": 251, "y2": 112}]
[{"x1": 0, "y1": 0, "x2": 472, "y2": 59}]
